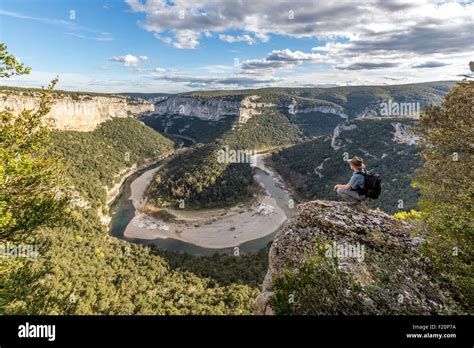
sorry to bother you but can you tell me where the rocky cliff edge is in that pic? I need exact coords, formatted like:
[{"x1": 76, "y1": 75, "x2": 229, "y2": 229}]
[{"x1": 255, "y1": 200, "x2": 455, "y2": 315}]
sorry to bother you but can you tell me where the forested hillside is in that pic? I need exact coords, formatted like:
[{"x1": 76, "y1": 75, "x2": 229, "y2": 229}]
[
  {"x1": 142, "y1": 113, "x2": 236, "y2": 144},
  {"x1": 2, "y1": 206, "x2": 263, "y2": 314},
  {"x1": 148, "y1": 143, "x2": 256, "y2": 209},
  {"x1": 181, "y1": 81, "x2": 455, "y2": 117},
  {"x1": 221, "y1": 108, "x2": 302, "y2": 149},
  {"x1": 52, "y1": 118, "x2": 174, "y2": 208},
  {"x1": 142, "y1": 81, "x2": 454, "y2": 147}
]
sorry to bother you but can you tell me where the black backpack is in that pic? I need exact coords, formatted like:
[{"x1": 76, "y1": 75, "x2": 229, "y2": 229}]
[{"x1": 361, "y1": 171, "x2": 382, "y2": 199}]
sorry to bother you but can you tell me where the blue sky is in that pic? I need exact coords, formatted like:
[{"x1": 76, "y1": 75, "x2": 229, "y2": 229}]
[{"x1": 0, "y1": 0, "x2": 472, "y2": 92}]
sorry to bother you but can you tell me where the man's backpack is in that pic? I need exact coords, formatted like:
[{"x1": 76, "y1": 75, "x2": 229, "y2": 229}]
[{"x1": 362, "y1": 171, "x2": 382, "y2": 199}]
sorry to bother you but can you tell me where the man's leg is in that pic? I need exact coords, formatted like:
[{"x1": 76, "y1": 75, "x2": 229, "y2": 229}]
[{"x1": 337, "y1": 188, "x2": 362, "y2": 204}]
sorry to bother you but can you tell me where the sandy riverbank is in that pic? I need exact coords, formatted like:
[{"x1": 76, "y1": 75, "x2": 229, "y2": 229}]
[{"x1": 123, "y1": 154, "x2": 291, "y2": 249}]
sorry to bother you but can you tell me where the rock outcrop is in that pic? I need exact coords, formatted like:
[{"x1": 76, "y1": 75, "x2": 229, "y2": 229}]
[
  {"x1": 392, "y1": 122, "x2": 420, "y2": 145},
  {"x1": 0, "y1": 90, "x2": 154, "y2": 131},
  {"x1": 238, "y1": 95, "x2": 276, "y2": 124},
  {"x1": 295, "y1": 104, "x2": 348, "y2": 119},
  {"x1": 331, "y1": 123, "x2": 358, "y2": 150},
  {"x1": 255, "y1": 200, "x2": 454, "y2": 315}
]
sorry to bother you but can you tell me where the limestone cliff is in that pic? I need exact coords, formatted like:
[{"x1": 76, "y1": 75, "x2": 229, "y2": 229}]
[
  {"x1": 152, "y1": 95, "x2": 345, "y2": 124},
  {"x1": 293, "y1": 104, "x2": 348, "y2": 119},
  {"x1": 154, "y1": 96, "x2": 241, "y2": 121},
  {"x1": 255, "y1": 200, "x2": 454, "y2": 315},
  {"x1": 0, "y1": 89, "x2": 154, "y2": 131}
]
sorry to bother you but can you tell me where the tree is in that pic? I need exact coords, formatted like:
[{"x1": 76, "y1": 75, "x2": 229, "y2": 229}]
[
  {"x1": 0, "y1": 44, "x2": 69, "y2": 313},
  {"x1": 0, "y1": 70, "x2": 68, "y2": 241},
  {"x1": 0, "y1": 43, "x2": 30, "y2": 78},
  {"x1": 414, "y1": 80, "x2": 473, "y2": 311}
]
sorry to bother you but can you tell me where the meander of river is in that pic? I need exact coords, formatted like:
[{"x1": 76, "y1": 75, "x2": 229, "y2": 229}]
[{"x1": 109, "y1": 150, "x2": 295, "y2": 256}]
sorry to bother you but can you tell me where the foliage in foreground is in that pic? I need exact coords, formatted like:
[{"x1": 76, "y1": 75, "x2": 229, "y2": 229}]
[
  {"x1": 0, "y1": 44, "x2": 68, "y2": 312},
  {"x1": 3, "y1": 207, "x2": 260, "y2": 315},
  {"x1": 414, "y1": 80, "x2": 473, "y2": 312},
  {"x1": 270, "y1": 248, "x2": 366, "y2": 315}
]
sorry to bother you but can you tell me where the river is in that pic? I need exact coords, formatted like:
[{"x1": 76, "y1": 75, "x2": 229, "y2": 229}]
[{"x1": 109, "y1": 155, "x2": 295, "y2": 256}]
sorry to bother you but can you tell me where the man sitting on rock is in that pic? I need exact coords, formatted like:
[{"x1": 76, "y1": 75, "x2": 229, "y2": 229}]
[{"x1": 334, "y1": 156, "x2": 366, "y2": 205}]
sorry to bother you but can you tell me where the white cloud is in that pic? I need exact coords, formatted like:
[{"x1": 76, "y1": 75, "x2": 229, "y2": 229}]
[
  {"x1": 219, "y1": 34, "x2": 256, "y2": 45},
  {"x1": 154, "y1": 34, "x2": 173, "y2": 45},
  {"x1": 150, "y1": 72, "x2": 282, "y2": 88},
  {"x1": 125, "y1": 0, "x2": 473, "y2": 56},
  {"x1": 174, "y1": 30, "x2": 201, "y2": 49},
  {"x1": 110, "y1": 54, "x2": 149, "y2": 66}
]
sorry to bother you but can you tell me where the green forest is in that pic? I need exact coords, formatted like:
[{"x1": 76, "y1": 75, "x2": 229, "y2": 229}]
[
  {"x1": 2, "y1": 206, "x2": 263, "y2": 314},
  {"x1": 148, "y1": 143, "x2": 256, "y2": 209}
]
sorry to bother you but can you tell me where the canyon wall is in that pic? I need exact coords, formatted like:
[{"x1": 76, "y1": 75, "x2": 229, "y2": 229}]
[
  {"x1": 0, "y1": 90, "x2": 154, "y2": 131},
  {"x1": 154, "y1": 96, "x2": 241, "y2": 121},
  {"x1": 153, "y1": 95, "x2": 346, "y2": 124}
]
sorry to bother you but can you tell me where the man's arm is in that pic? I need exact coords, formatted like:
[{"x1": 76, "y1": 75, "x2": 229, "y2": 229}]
[
  {"x1": 346, "y1": 175, "x2": 358, "y2": 190},
  {"x1": 334, "y1": 174, "x2": 358, "y2": 191},
  {"x1": 334, "y1": 184, "x2": 351, "y2": 191}
]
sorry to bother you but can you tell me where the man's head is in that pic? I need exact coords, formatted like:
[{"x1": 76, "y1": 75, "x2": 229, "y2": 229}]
[{"x1": 348, "y1": 156, "x2": 365, "y2": 172}]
